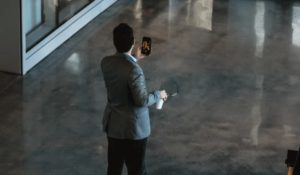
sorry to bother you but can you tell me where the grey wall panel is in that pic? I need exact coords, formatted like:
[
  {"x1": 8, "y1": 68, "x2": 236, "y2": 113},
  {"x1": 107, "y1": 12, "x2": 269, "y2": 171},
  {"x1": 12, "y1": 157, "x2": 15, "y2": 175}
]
[{"x1": 0, "y1": 1, "x2": 22, "y2": 74}]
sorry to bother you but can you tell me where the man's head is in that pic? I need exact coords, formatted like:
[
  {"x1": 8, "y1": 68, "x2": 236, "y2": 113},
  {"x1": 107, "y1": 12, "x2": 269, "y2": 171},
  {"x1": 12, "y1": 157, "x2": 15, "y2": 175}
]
[{"x1": 113, "y1": 23, "x2": 134, "y2": 53}]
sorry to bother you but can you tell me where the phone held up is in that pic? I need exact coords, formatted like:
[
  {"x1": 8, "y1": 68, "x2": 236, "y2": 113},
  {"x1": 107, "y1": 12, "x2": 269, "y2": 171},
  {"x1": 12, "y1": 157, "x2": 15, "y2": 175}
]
[{"x1": 141, "y1": 37, "x2": 152, "y2": 56}]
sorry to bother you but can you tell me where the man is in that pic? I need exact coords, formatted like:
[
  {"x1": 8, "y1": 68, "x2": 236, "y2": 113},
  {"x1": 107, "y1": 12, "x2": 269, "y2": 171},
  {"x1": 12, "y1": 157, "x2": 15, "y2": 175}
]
[{"x1": 101, "y1": 23, "x2": 168, "y2": 175}]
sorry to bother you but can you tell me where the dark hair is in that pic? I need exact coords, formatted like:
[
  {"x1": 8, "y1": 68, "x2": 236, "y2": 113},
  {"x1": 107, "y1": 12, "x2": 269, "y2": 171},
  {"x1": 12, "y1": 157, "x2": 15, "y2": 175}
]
[{"x1": 113, "y1": 23, "x2": 134, "y2": 53}]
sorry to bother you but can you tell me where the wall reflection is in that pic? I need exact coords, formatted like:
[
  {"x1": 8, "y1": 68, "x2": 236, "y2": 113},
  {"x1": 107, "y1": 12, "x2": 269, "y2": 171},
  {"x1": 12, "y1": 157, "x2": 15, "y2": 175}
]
[
  {"x1": 254, "y1": 2, "x2": 265, "y2": 58},
  {"x1": 249, "y1": 74, "x2": 264, "y2": 146},
  {"x1": 168, "y1": 0, "x2": 178, "y2": 25},
  {"x1": 64, "y1": 53, "x2": 82, "y2": 75},
  {"x1": 185, "y1": 0, "x2": 213, "y2": 31},
  {"x1": 134, "y1": 0, "x2": 142, "y2": 20},
  {"x1": 250, "y1": 2, "x2": 265, "y2": 145}
]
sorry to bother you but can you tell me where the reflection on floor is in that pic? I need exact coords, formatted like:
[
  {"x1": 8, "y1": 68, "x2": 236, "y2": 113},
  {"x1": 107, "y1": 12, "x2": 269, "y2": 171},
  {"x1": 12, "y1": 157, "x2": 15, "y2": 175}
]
[
  {"x1": 1, "y1": 0, "x2": 300, "y2": 174},
  {"x1": 0, "y1": 72, "x2": 19, "y2": 94}
]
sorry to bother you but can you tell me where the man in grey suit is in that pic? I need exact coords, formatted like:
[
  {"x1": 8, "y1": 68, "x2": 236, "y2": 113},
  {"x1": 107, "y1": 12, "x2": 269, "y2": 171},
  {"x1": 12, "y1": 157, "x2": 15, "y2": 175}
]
[{"x1": 101, "y1": 23, "x2": 168, "y2": 175}]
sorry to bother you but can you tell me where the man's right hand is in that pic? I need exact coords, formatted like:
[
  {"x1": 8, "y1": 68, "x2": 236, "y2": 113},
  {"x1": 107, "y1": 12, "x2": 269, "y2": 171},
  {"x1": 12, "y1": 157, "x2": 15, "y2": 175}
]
[
  {"x1": 160, "y1": 90, "x2": 168, "y2": 101},
  {"x1": 134, "y1": 47, "x2": 145, "y2": 61}
]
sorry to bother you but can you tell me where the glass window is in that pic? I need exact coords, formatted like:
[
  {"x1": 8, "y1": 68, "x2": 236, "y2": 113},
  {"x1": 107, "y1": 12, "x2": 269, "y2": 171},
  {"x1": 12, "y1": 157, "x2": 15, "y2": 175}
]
[{"x1": 25, "y1": 0, "x2": 95, "y2": 50}]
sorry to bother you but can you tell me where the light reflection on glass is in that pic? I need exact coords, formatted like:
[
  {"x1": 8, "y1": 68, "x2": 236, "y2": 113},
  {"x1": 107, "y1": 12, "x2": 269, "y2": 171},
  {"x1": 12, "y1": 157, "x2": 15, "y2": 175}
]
[
  {"x1": 65, "y1": 53, "x2": 82, "y2": 74},
  {"x1": 255, "y1": 2, "x2": 265, "y2": 58},
  {"x1": 292, "y1": 6, "x2": 300, "y2": 47},
  {"x1": 185, "y1": 0, "x2": 213, "y2": 31}
]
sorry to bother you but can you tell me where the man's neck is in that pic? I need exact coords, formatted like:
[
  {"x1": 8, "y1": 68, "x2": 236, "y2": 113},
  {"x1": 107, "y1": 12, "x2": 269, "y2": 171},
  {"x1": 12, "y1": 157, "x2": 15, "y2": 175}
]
[{"x1": 124, "y1": 50, "x2": 132, "y2": 55}]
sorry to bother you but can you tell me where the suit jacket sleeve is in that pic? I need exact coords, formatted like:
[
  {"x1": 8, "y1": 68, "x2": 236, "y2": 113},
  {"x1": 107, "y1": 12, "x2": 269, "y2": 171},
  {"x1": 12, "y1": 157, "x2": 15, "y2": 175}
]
[{"x1": 128, "y1": 65, "x2": 160, "y2": 107}]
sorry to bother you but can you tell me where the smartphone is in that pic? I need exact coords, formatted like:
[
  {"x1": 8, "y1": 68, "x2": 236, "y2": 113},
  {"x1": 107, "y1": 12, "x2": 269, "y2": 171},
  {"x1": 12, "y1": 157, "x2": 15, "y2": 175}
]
[{"x1": 141, "y1": 37, "x2": 151, "y2": 56}]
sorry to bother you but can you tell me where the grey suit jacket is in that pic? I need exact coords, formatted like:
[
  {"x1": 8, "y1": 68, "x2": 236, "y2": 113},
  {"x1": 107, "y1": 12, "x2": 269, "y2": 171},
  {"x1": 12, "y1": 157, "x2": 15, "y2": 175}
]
[{"x1": 101, "y1": 53, "x2": 160, "y2": 140}]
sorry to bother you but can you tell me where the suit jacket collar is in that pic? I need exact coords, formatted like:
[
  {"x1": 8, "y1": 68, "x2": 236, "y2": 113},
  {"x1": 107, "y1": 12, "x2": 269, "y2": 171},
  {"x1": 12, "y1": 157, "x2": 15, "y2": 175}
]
[
  {"x1": 124, "y1": 53, "x2": 137, "y2": 62},
  {"x1": 115, "y1": 52, "x2": 137, "y2": 63}
]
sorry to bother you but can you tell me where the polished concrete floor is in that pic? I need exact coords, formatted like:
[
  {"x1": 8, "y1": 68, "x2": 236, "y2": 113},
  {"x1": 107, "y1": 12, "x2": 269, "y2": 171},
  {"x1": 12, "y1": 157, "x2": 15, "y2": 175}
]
[{"x1": 1, "y1": 0, "x2": 300, "y2": 174}]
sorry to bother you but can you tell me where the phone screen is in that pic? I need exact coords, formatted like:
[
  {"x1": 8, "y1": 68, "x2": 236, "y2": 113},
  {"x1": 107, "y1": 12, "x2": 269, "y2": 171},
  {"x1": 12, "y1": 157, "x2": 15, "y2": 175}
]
[{"x1": 141, "y1": 37, "x2": 151, "y2": 56}]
